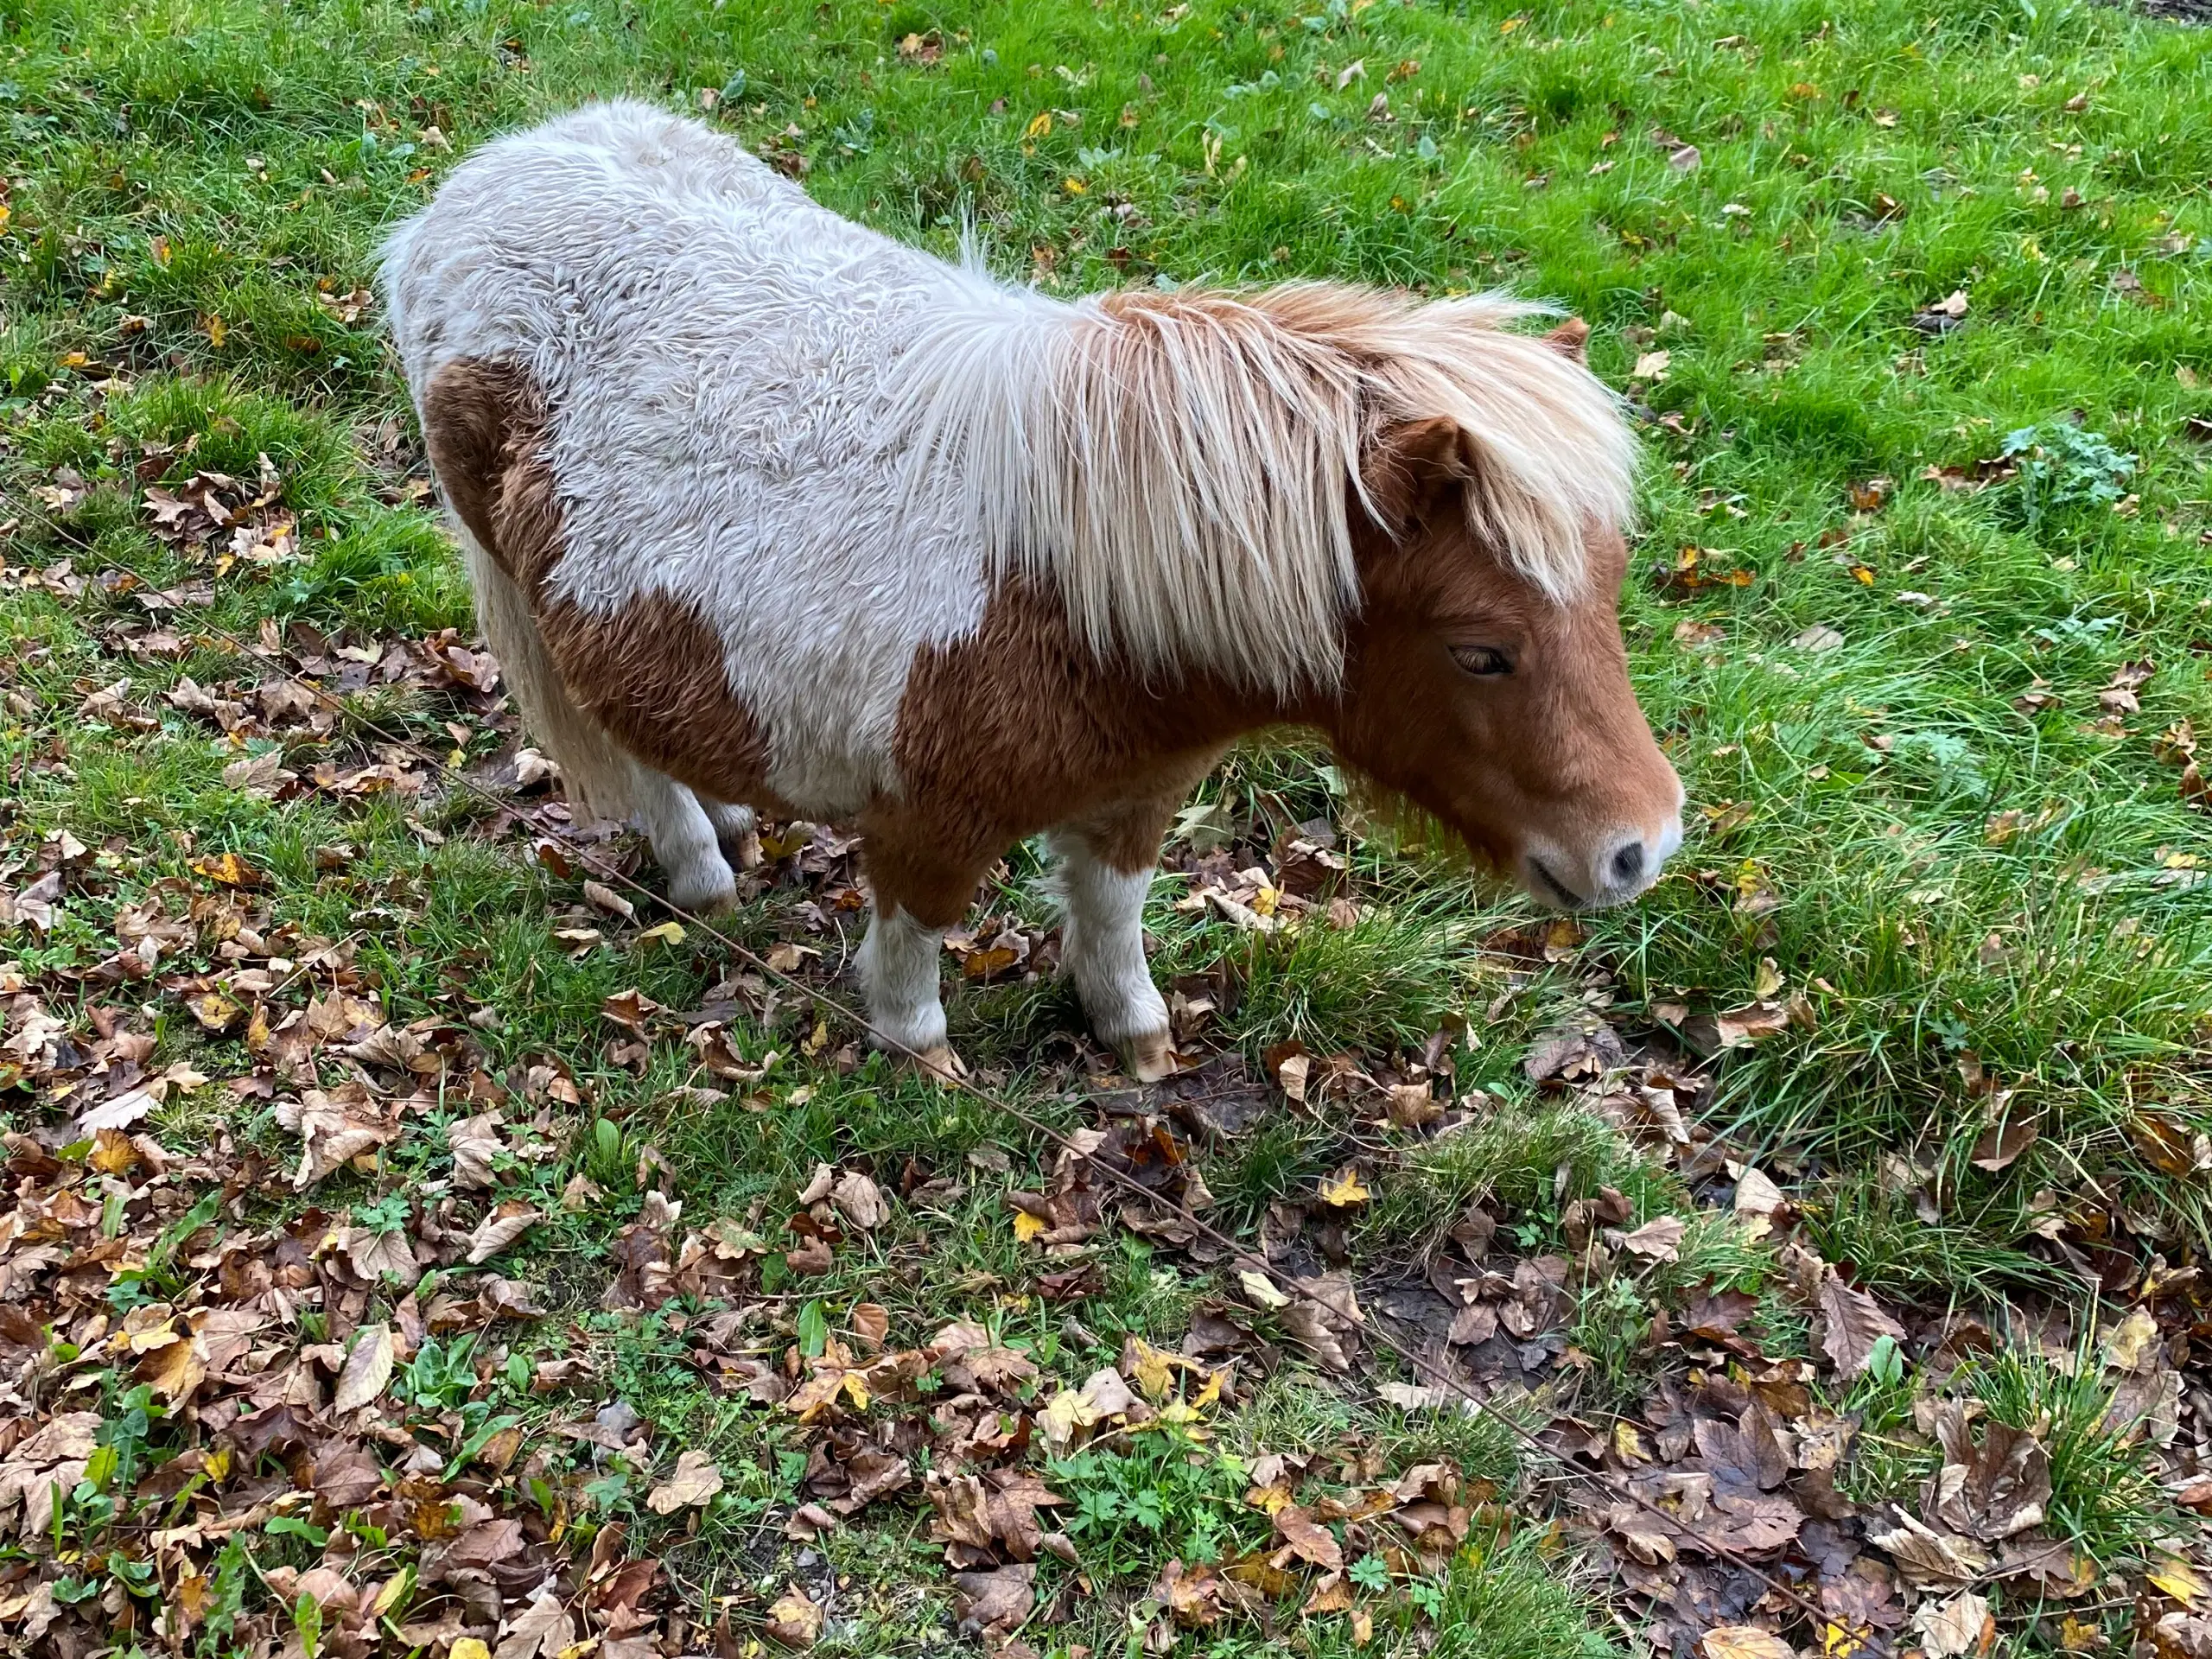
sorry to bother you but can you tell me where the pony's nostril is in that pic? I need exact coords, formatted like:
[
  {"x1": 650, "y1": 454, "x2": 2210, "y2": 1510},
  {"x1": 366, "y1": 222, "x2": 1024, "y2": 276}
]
[{"x1": 1608, "y1": 840, "x2": 1645, "y2": 887}]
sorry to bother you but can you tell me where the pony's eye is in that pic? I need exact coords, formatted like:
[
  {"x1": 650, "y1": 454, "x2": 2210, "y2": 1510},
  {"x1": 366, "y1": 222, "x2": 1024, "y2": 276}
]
[{"x1": 1451, "y1": 645, "x2": 1513, "y2": 677}]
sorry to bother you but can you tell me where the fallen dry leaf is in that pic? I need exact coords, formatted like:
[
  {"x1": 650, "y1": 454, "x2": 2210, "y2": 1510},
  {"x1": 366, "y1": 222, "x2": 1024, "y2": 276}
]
[
  {"x1": 646, "y1": 1447, "x2": 724, "y2": 1514},
  {"x1": 1815, "y1": 1271, "x2": 1906, "y2": 1376},
  {"x1": 1613, "y1": 1215, "x2": 1687, "y2": 1262},
  {"x1": 1316, "y1": 1166, "x2": 1370, "y2": 1207},
  {"x1": 1274, "y1": 1503, "x2": 1344, "y2": 1572},
  {"x1": 951, "y1": 1563, "x2": 1036, "y2": 1637},
  {"x1": 466, "y1": 1201, "x2": 541, "y2": 1265},
  {"x1": 332, "y1": 1322, "x2": 395, "y2": 1414},
  {"x1": 830, "y1": 1169, "x2": 887, "y2": 1231},
  {"x1": 1915, "y1": 1591, "x2": 1993, "y2": 1659},
  {"x1": 764, "y1": 1585, "x2": 823, "y2": 1648},
  {"x1": 1701, "y1": 1626, "x2": 1796, "y2": 1659}
]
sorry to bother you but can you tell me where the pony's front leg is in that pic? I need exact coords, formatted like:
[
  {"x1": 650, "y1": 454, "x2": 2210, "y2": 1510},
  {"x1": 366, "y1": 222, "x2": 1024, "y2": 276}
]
[
  {"x1": 855, "y1": 902, "x2": 960, "y2": 1077},
  {"x1": 628, "y1": 769, "x2": 739, "y2": 914},
  {"x1": 1050, "y1": 805, "x2": 1180, "y2": 1084},
  {"x1": 855, "y1": 811, "x2": 991, "y2": 1081},
  {"x1": 700, "y1": 798, "x2": 763, "y2": 870}
]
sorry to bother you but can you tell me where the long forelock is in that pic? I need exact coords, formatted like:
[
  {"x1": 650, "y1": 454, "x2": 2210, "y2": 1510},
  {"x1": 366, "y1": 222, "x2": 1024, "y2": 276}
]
[{"x1": 894, "y1": 278, "x2": 1639, "y2": 695}]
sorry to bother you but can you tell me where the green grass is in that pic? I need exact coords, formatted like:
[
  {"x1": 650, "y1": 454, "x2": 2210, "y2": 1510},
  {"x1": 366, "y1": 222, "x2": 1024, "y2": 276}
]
[{"x1": 3, "y1": 0, "x2": 2212, "y2": 1649}]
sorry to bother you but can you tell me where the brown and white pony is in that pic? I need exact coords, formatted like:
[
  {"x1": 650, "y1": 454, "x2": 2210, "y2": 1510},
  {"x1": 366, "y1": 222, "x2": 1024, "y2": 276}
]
[{"x1": 381, "y1": 102, "x2": 1684, "y2": 1079}]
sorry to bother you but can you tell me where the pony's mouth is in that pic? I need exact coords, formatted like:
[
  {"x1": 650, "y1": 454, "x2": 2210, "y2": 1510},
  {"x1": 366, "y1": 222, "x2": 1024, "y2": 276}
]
[{"x1": 1525, "y1": 856, "x2": 1586, "y2": 910}]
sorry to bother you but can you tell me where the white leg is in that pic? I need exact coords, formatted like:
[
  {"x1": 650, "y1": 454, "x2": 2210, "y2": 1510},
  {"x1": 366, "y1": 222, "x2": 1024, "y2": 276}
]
[
  {"x1": 855, "y1": 901, "x2": 957, "y2": 1073},
  {"x1": 1049, "y1": 831, "x2": 1173, "y2": 1082},
  {"x1": 629, "y1": 771, "x2": 736, "y2": 913},
  {"x1": 701, "y1": 798, "x2": 762, "y2": 869}
]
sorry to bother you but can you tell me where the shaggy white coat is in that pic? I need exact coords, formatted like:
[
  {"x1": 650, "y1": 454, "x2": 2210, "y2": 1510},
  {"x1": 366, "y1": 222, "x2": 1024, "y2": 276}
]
[{"x1": 380, "y1": 99, "x2": 1637, "y2": 823}]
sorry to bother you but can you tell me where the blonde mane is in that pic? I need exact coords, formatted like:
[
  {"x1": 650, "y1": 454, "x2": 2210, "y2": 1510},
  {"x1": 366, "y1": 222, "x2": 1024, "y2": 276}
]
[{"x1": 897, "y1": 279, "x2": 1639, "y2": 694}]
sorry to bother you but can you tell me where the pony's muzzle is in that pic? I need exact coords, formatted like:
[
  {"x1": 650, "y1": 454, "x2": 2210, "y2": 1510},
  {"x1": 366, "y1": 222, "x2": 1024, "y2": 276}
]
[{"x1": 1521, "y1": 810, "x2": 1683, "y2": 911}]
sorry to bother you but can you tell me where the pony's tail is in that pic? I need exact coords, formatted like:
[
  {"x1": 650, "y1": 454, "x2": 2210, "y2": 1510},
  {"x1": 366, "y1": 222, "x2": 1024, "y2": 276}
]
[{"x1": 451, "y1": 524, "x2": 645, "y2": 827}]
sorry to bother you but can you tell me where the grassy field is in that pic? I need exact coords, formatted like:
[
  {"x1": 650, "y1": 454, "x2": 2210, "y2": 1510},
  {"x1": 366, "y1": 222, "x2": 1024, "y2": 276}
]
[{"x1": 3, "y1": 0, "x2": 2212, "y2": 1653}]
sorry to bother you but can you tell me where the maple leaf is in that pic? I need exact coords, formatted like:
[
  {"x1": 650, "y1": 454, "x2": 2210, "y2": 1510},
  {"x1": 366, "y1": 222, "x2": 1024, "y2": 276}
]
[
  {"x1": 446, "y1": 1113, "x2": 504, "y2": 1190},
  {"x1": 1274, "y1": 1503, "x2": 1344, "y2": 1571},
  {"x1": 1316, "y1": 1166, "x2": 1370, "y2": 1207},
  {"x1": 951, "y1": 1564, "x2": 1034, "y2": 1637}
]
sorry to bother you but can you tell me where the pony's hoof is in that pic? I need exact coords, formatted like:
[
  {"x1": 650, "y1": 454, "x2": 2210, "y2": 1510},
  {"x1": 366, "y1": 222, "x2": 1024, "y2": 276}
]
[
  {"x1": 703, "y1": 803, "x2": 764, "y2": 871},
  {"x1": 667, "y1": 855, "x2": 738, "y2": 916},
  {"x1": 1122, "y1": 1028, "x2": 1176, "y2": 1083},
  {"x1": 912, "y1": 1045, "x2": 969, "y2": 1085}
]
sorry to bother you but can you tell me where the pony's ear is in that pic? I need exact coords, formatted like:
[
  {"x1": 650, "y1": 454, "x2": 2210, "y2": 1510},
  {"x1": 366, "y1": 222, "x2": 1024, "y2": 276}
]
[
  {"x1": 1543, "y1": 317, "x2": 1591, "y2": 365},
  {"x1": 1360, "y1": 416, "x2": 1476, "y2": 538}
]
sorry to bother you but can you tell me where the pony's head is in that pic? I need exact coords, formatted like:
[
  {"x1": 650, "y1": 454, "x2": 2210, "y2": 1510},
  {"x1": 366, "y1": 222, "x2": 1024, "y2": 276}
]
[
  {"x1": 1327, "y1": 410, "x2": 1683, "y2": 910},
  {"x1": 904, "y1": 281, "x2": 1683, "y2": 905}
]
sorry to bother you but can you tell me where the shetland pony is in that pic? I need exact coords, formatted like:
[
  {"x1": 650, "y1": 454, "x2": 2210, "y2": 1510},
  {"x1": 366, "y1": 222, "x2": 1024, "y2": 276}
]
[{"x1": 381, "y1": 102, "x2": 1684, "y2": 1080}]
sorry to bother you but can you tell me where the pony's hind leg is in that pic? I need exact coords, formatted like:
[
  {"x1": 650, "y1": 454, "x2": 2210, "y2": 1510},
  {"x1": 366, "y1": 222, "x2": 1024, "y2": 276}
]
[
  {"x1": 1051, "y1": 793, "x2": 1193, "y2": 1084},
  {"x1": 453, "y1": 524, "x2": 738, "y2": 912}
]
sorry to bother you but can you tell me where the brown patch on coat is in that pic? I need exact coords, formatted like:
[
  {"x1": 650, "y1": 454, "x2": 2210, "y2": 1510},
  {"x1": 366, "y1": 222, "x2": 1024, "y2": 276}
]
[
  {"x1": 419, "y1": 355, "x2": 779, "y2": 808},
  {"x1": 422, "y1": 359, "x2": 562, "y2": 593},
  {"x1": 1543, "y1": 317, "x2": 1592, "y2": 364},
  {"x1": 537, "y1": 593, "x2": 783, "y2": 809},
  {"x1": 878, "y1": 583, "x2": 1233, "y2": 925}
]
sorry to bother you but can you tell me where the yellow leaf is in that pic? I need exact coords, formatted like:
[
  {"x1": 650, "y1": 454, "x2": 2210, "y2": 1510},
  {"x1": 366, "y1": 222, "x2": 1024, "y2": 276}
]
[
  {"x1": 2059, "y1": 1616, "x2": 2102, "y2": 1652},
  {"x1": 190, "y1": 851, "x2": 259, "y2": 887},
  {"x1": 452, "y1": 1642, "x2": 492, "y2": 1659},
  {"x1": 1063, "y1": 176, "x2": 1087, "y2": 195},
  {"x1": 1037, "y1": 1388, "x2": 1102, "y2": 1448},
  {"x1": 1126, "y1": 1336, "x2": 1176, "y2": 1402},
  {"x1": 206, "y1": 315, "x2": 227, "y2": 347},
  {"x1": 1187, "y1": 1369, "x2": 1224, "y2": 1411},
  {"x1": 1025, "y1": 111, "x2": 1052, "y2": 140},
  {"x1": 2151, "y1": 1558, "x2": 2206, "y2": 1608},
  {"x1": 1612, "y1": 1421, "x2": 1649, "y2": 1464},
  {"x1": 1318, "y1": 1166, "x2": 1370, "y2": 1207},
  {"x1": 372, "y1": 1566, "x2": 413, "y2": 1619},
  {"x1": 638, "y1": 920, "x2": 685, "y2": 947},
  {"x1": 1012, "y1": 1209, "x2": 1046, "y2": 1243},
  {"x1": 840, "y1": 1370, "x2": 871, "y2": 1411},
  {"x1": 2103, "y1": 1306, "x2": 2159, "y2": 1375},
  {"x1": 1245, "y1": 1479, "x2": 1295, "y2": 1515}
]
